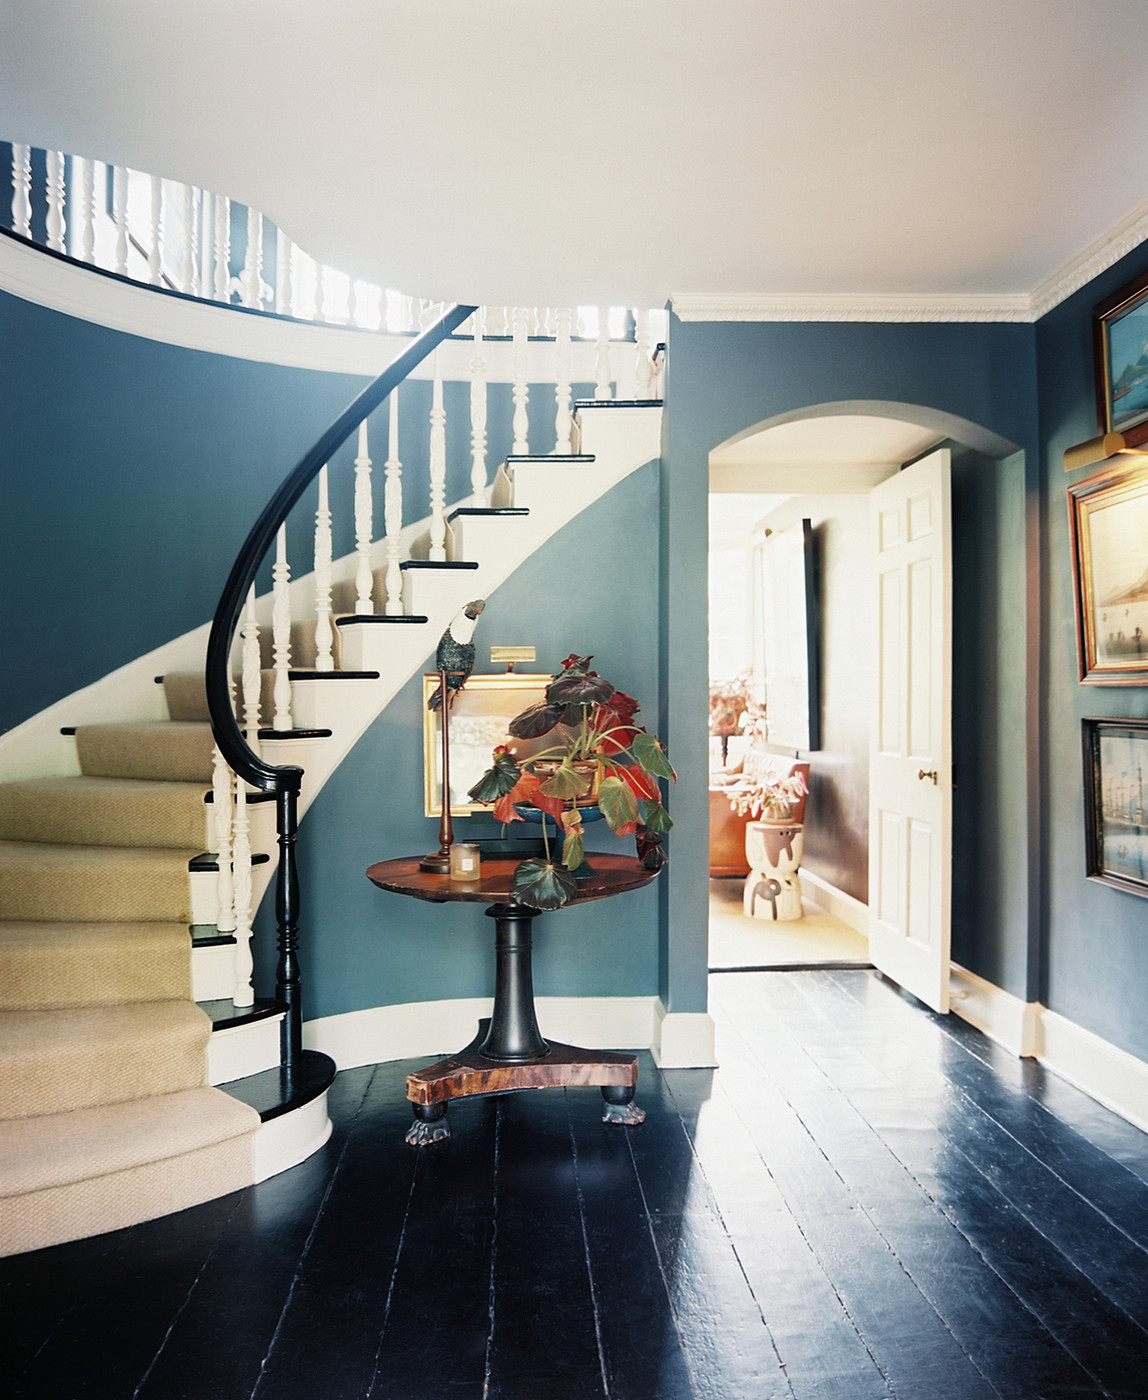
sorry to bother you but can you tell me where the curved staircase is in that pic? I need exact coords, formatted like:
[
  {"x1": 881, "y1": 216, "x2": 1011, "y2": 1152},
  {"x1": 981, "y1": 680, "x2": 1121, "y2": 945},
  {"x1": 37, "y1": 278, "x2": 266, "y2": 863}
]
[{"x1": 0, "y1": 392, "x2": 662, "y2": 1256}]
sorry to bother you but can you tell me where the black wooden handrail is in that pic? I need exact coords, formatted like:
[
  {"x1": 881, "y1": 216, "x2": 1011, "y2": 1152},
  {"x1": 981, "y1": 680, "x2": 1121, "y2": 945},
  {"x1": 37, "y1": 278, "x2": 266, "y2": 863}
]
[
  {"x1": 205, "y1": 301, "x2": 477, "y2": 789},
  {"x1": 203, "y1": 301, "x2": 477, "y2": 1072}
]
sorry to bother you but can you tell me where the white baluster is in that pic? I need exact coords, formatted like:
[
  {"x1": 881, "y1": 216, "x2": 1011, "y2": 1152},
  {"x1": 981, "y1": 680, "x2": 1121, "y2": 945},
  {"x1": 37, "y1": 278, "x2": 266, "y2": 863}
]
[
  {"x1": 469, "y1": 307, "x2": 489, "y2": 499},
  {"x1": 213, "y1": 193, "x2": 231, "y2": 301},
  {"x1": 198, "y1": 188, "x2": 213, "y2": 297},
  {"x1": 240, "y1": 206, "x2": 264, "y2": 308},
  {"x1": 231, "y1": 776, "x2": 254, "y2": 1007},
  {"x1": 211, "y1": 745, "x2": 236, "y2": 936},
  {"x1": 383, "y1": 392, "x2": 405, "y2": 614},
  {"x1": 346, "y1": 278, "x2": 358, "y2": 328},
  {"x1": 77, "y1": 157, "x2": 95, "y2": 263},
  {"x1": 594, "y1": 309, "x2": 613, "y2": 400},
  {"x1": 272, "y1": 524, "x2": 293, "y2": 729},
  {"x1": 241, "y1": 583, "x2": 262, "y2": 759},
  {"x1": 354, "y1": 421, "x2": 375, "y2": 614},
  {"x1": 276, "y1": 228, "x2": 294, "y2": 316},
  {"x1": 179, "y1": 184, "x2": 196, "y2": 293},
  {"x1": 512, "y1": 306, "x2": 530, "y2": 454},
  {"x1": 314, "y1": 261, "x2": 326, "y2": 322},
  {"x1": 314, "y1": 464, "x2": 334, "y2": 669},
  {"x1": 554, "y1": 306, "x2": 573, "y2": 454},
  {"x1": 113, "y1": 166, "x2": 129, "y2": 275},
  {"x1": 635, "y1": 309, "x2": 654, "y2": 399},
  {"x1": 45, "y1": 151, "x2": 66, "y2": 253},
  {"x1": 428, "y1": 350, "x2": 448, "y2": 562},
  {"x1": 147, "y1": 174, "x2": 163, "y2": 285},
  {"x1": 11, "y1": 143, "x2": 31, "y2": 238}
]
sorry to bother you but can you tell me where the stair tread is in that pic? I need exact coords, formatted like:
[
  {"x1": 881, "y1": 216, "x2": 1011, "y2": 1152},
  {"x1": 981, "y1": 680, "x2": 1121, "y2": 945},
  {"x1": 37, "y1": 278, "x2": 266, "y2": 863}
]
[{"x1": 0, "y1": 1085, "x2": 258, "y2": 1198}]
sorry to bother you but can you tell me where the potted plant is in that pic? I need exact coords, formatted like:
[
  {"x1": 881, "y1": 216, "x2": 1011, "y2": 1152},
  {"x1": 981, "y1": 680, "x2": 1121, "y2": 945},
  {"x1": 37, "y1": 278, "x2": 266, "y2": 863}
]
[
  {"x1": 467, "y1": 654, "x2": 675, "y2": 909},
  {"x1": 722, "y1": 765, "x2": 808, "y2": 824}
]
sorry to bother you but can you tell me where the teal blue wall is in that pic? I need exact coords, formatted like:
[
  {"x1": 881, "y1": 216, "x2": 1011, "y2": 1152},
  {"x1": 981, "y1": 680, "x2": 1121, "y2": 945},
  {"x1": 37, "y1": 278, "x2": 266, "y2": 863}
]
[
  {"x1": 2, "y1": 285, "x2": 662, "y2": 1016},
  {"x1": 265, "y1": 464, "x2": 663, "y2": 1019},
  {"x1": 1037, "y1": 246, "x2": 1148, "y2": 1061},
  {"x1": 661, "y1": 316, "x2": 1041, "y2": 1013}
]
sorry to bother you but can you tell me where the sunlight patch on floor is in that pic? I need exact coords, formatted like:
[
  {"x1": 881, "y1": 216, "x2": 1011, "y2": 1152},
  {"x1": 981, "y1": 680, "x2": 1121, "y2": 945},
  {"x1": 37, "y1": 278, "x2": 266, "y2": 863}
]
[{"x1": 708, "y1": 877, "x2": 870, "y2": 969}]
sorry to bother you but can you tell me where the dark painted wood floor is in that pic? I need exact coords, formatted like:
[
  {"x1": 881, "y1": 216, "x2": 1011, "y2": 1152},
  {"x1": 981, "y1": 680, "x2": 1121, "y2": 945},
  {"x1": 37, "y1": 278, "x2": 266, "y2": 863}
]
[{"x1": 5, "y1": 969, "x2": 1148, "y2": 1399}]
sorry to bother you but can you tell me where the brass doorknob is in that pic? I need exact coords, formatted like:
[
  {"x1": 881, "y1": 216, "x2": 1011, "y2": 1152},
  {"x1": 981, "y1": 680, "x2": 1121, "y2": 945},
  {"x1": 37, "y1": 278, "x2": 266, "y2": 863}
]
[{"x1": 918, "y1": 768, "x2": 938, "y2": 784}]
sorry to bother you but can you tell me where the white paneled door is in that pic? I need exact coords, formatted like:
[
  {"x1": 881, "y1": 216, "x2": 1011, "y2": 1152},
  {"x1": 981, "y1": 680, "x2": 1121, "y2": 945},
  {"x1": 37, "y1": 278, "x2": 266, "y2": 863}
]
[{"x1": 868, "y1": 449, "x2": 953, "y2": 1013}]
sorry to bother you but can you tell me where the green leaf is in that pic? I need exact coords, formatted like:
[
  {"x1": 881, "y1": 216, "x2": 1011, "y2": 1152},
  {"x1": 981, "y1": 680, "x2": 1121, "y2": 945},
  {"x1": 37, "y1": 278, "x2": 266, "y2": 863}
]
[
  {"x1": 631, "y1": 730, "x2": 675, "y2": 781},
  {"x1": 597, "y1": 774, "x2": 640, "y2": 830},
  {"x1": 536, "y1": 760, "x2": 591, "y2": 799},
  {"x1": 561, "y1": 830, "x2": 584, "y2": 871},
  {"x1": 467, "y1": 750, "x2": 521, "y2": 803},
  {"x1": 511, "y1": 858, "x2": 578, "y2": 910},
  {"x1": 641, "y1": 798, "x2": 674, "y2": 833}
]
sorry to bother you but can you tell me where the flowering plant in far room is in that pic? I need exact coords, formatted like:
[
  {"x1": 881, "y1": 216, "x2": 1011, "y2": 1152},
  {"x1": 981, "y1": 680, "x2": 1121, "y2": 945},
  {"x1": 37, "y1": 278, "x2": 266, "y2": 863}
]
[
  {"x1": 723, "y1": 765, "x2": 807, "y2": 822},
  {"x1": 467, "y1": 655, "x2": 675, "y2": 910}
]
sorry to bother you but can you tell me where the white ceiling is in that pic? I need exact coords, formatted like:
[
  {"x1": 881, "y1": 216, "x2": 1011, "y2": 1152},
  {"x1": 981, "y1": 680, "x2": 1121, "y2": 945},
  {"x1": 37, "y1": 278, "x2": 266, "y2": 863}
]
[{"x1": 4, "y1": 2, "x2": 1148, "y2": 308}]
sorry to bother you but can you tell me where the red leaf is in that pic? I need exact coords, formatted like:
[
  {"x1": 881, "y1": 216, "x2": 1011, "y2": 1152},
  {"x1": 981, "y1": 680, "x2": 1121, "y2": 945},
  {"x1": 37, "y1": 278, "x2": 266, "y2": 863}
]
[
  {"x1": 493, "y1": 769, "x2": 542, "y2": 824},
  {"x1": 617, "y1": 764, "x2": 659, "y2": 802}
]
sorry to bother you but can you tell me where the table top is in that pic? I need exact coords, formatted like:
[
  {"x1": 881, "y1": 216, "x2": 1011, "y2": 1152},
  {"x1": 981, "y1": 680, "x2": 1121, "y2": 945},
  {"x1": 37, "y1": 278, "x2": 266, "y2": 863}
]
[{"x1": 365, "y1": 853, "x2": 659, "y2": 907}]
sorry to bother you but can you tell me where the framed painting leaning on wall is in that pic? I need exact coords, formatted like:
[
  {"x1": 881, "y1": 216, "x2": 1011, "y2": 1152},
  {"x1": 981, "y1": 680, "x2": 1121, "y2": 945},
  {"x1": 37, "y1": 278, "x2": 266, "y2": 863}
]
[{"x1": 1068, "y1": 460, "x2": 1148, "y2": 684}]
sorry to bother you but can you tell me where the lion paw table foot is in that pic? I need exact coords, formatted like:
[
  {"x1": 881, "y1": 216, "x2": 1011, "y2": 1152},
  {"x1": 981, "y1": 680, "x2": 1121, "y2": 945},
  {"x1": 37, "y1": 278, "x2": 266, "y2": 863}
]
[
  {"x1": 601, "y1": 1085, "x2": 646, "y2": 1126},
  {"x1": 406, "y1": 1102, "x2": 450, "y2": 1146}
]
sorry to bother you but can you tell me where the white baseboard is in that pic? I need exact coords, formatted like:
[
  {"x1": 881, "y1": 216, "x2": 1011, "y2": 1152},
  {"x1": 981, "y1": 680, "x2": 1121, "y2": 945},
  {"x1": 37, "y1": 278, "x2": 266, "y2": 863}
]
[
  {"x1": 947, "y1": 962, "x2": 1148, "y2": 1135},
  {"x1": 1035, "y1": 1007, "x2": 1148, "y2": 1135},
  {"x1": 799, "y1": 869, "x2": 870, "y2": 938},
  {"x1": 651, "y1": 1006, "x2": 717, "y2": 1069},
  {"x1": 948, "y1": 962, "x2": 1040, "y2": 1057},
  {"x1": 303, "y1": 994, "x2": 718, "y2": 1071}
]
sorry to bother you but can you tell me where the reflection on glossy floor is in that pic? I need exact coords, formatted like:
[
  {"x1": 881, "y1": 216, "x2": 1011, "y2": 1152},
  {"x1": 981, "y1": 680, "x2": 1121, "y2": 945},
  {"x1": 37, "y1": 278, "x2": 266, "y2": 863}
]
[
  {"x1": 709, "y1": 875, "x2": 871, "y2": 969},
  {"x1": 5, "y1": 970, "x2": 1148, "y2": 1399}
]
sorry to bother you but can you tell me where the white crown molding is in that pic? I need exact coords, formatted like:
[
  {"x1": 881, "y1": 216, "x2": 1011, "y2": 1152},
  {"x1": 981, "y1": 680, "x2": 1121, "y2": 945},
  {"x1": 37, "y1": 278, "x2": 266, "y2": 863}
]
[
  {"x1": 673, "y1": 196, "x2": 1148, "y2": 325},
  {"x1": 669, "y1": 291, "x2": 1035, "y2": 324},
  {"x1": 1029, "y1": 195, "x2": 1148, "y2": 320}
]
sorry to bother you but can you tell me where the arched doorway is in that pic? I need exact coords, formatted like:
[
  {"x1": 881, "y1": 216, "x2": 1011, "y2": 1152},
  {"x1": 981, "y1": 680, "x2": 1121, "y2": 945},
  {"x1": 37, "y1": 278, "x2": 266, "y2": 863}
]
[{"x1": 706, "y1": 402, "x2": 1023, "y2": 1006}]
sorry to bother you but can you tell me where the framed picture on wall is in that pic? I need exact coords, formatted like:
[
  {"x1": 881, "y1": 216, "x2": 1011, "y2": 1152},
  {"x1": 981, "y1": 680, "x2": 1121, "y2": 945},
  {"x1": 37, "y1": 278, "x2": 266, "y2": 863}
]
[
  {"x1": 1068, "y1": 461, "x2": 1148, "y2": 684},
  {"x1": 422, "y1": 672, "x2": 551, "y2": 816},
  {"x1": 1094, "y1": 267, "x2": 1148, "y2": 447},
  {"x1": 1083, "y1": 717, "x2": 1148, "y2": 897},
  {"x1": 755, "y1": 518, "x2": 821, "y2": 751}
]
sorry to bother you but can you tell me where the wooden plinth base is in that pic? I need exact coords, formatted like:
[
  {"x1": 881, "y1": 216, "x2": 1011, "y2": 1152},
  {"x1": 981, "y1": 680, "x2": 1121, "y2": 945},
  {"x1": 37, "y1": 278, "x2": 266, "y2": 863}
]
[{"x1": 406, "y1": 1019, "x2": 637, "y2": 1106}]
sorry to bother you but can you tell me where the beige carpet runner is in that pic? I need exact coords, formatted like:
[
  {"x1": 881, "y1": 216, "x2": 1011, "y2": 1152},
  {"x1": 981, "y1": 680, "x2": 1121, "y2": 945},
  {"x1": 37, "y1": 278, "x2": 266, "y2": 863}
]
[{"x1": 0, "y1": 679, "x2": 261, "y2": 1256}]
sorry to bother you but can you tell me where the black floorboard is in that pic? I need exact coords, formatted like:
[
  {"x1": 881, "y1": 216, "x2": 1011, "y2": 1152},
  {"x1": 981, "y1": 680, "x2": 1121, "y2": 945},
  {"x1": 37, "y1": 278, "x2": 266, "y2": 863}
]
[{"x1": 4, "y1": 970, "x2": 1148, "y2": 1399}]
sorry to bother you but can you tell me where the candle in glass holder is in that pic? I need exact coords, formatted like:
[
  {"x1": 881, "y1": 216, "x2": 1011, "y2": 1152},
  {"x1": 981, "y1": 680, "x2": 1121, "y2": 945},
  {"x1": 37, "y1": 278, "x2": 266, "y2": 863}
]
[{"x1": 449, "y1": 843, "x2": 481, "y2": 880}]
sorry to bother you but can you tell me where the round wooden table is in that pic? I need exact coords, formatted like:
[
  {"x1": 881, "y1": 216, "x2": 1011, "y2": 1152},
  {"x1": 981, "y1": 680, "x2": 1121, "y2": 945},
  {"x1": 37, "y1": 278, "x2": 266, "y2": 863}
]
[{"x1": 366, "y1": 853, "x2": 659, "y2": 1144}]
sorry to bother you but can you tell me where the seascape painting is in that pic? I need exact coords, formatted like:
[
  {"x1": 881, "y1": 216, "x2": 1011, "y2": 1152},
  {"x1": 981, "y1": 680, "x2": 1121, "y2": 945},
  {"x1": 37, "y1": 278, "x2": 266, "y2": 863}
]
[{"x1": 1105, "y1": 296, "x2": 1148, "y2": 434}]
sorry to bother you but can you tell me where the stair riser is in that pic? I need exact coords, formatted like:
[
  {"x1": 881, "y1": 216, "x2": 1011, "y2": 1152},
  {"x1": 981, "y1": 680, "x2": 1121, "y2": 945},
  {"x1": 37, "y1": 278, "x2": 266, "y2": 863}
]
[
  {"x1": 0, "y1": 1018, "x2": 211, "y2": 1120},
  {"x1": 0, "y1": 854, "x2": 196, "y2": 923},
  {"x1": 0, "y1": 787, "x2": 210, "y2": 851},
  {"x1": 0, "y1": 926, "x2": 191, "y2": 1010}
]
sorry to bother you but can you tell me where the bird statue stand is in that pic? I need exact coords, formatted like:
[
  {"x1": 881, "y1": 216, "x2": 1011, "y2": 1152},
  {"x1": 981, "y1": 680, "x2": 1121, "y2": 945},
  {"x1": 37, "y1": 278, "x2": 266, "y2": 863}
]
[{"x1": 420, "y1": 599, "x2": 485, "y2": 872}]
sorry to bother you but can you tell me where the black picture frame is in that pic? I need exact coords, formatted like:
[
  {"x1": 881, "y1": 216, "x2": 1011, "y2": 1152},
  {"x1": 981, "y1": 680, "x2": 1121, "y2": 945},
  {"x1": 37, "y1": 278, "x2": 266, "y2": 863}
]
[{"x1": 1082, "y1": 716, "x2": 1148, "y2": 897}]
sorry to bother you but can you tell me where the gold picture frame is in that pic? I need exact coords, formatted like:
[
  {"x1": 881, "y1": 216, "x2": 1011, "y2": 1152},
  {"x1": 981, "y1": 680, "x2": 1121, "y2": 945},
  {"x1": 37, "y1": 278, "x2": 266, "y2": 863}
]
[
  {"x1": 1093, "y1": 266, "x2": 1148, "y2": 446},
  {"x1": 422, "y1": 672, "x2": 552, "y2": 817},
  {"x1": 1068, "y1": 461, "x2": 1148, "y2": 684}
]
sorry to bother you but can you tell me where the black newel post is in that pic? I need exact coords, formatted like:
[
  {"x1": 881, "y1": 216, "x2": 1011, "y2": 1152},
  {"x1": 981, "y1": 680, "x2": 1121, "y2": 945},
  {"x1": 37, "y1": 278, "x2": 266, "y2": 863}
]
[{"x1": 276, "y1": 782, "x2": 303, "y2": 1074}]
